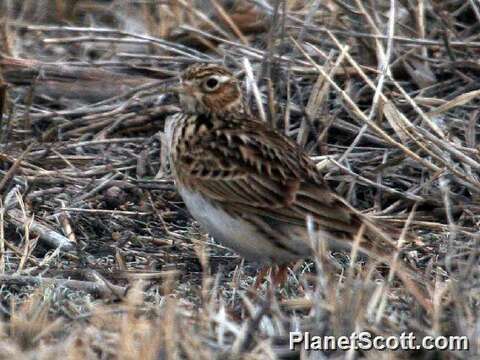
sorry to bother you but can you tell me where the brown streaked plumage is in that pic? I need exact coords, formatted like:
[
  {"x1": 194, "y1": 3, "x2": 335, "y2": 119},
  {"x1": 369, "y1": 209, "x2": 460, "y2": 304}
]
[{"x1": 166, "y1": 63, "x2": 432, "y2": 311}]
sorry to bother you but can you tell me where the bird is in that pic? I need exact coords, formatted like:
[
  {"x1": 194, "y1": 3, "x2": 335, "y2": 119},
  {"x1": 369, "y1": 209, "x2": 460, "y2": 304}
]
[{"x1": 165, "y1": 63, "x2": 431, "y2": 311}]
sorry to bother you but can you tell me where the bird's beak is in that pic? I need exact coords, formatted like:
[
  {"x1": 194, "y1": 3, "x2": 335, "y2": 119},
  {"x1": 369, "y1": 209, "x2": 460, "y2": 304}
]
[
  {"x1": 171, "y1": 85, "x2": 186, "y2": 94},
  {"x1": 156, "y1": 84, "x2": 183, "y2": 94},
  {"x1": 151, "y1": 78, "x2": 184, "y2": 95}
]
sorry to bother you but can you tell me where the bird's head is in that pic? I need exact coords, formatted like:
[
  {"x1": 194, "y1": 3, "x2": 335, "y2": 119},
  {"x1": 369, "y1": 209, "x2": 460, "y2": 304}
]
[{"x1": 177, "y1": 63, "x2": 245, "y2": 114}]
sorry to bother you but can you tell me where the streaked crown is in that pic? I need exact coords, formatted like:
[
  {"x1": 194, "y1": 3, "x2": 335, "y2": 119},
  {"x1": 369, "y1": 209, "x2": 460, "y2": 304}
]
[{"x1": 179, "y1": 63, "x2": 245, "y2": 114}]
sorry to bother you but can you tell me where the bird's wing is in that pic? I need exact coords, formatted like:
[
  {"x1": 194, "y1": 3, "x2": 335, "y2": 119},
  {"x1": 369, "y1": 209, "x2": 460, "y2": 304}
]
[{"x1": 173, "y1": 114, "x2": 356, "y2": 232}]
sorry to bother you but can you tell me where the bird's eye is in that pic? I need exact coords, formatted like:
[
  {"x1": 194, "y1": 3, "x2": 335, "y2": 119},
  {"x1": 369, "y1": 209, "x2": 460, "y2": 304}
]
[{"x1": 204, "y1": 77, "x2": 220, "y2": 91}]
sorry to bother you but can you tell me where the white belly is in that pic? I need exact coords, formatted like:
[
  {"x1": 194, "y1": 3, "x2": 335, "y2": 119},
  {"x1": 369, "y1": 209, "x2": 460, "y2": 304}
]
[{"x1": 178, "y1": 187, "x2": 305, "y2": 263}]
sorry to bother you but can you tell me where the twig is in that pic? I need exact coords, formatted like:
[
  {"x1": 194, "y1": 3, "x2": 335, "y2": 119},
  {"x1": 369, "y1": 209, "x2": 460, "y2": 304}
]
[
  {"x1": 291, "y1": 36, "x2": 441, "y2": 173},
  {"x1": 328, "y1": 158, "x2": 424, "y2": 202},
  {"x1": 0, "y1": 143, "x2": 33, "y2": 193},
  {"x1": 0, "y1": 274, "x2": 126, "y2": 298},
  {"x1": 7, "y1": 208, "x2": 75, "y2": 251}
]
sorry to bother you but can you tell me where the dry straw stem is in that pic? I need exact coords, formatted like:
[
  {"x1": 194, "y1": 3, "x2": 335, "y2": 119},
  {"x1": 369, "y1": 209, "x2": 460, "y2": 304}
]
[
  {"x1": 301, "y1": 48, "x2": 347, "y2": 147},
  {"x1": 291, "y1": 36, "x2": 441, "y2": 173},
  {"x1": 323, "y1": 31, "x2": 480, "y2": 191},
  {"x1": 427, "y1": 89, "x2": 480, "y2": 117},
  {"x1": 0, "y1": 274, "x2": 126, "y2": 297},
  {"x1": 353, "y1": 0, "x2": 389, "y2": 65},
  {"x1": 243, "y1": 57, "x2": 267, "y2": 122},
  {"x1": 7, "y1": 208, "x2": 75, "y2": 251},
  {"x1": 0, "y1": 143, "x2": 33, "y2": 194},
  {"x1": 209, "y1": 0, "x2": 249, "y2": 46},
  {"x1": 287, "y1": 23, "x2": 480, "y2": 49},
  {"x1": 329, "y1": 158, "x2": 423, "y2": 202},
  {"x1": 21, "y1": 24, "x2": 213, "y2": 61},
  {"x1": 336, "y1": 0, "x2": 396, "y2": 161},
  {"x1": 325, "y1": 31, "x2": 446, "y2": 139},
  {"x1": 0, "y1": 70, "x2": 6, "y2": 124},
  {"x1": 0, "y1": 200, "x2": 5, "y2": 274},
  {"x1": 377, "y1": 204, "x2": 434, "y2": 316}
]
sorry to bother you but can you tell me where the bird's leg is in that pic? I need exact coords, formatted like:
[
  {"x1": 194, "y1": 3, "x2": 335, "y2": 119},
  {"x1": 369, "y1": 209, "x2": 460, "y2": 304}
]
[
  {"x1": 253, "y1": 266, "x2": 271, "y2": 289},
  {"x1": 253, "y1": 264, "x2": 291, "y2": 289},
  {"x1": 272, "y1": 264, "x2": 289, "y2": 287},
  {"x1": 253, "y1": 263, "x2": 294, "y2": 289}
]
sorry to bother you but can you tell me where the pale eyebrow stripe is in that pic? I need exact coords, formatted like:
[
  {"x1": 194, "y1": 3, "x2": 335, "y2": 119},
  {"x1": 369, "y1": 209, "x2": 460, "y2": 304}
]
[{"x1": 214, "y1": 75, "x2": 231, "y2": 83}]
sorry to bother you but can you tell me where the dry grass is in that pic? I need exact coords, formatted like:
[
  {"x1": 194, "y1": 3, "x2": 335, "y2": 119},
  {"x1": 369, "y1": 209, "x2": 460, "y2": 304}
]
[{"x1": 0, "y1": 0, "x2": 479, "y2": 358}]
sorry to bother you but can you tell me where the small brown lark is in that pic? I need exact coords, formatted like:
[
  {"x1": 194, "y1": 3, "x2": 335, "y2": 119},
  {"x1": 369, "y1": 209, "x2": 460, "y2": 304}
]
[{"x1": 166, "y1": 63, "x2": 431, "y2": 311}]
